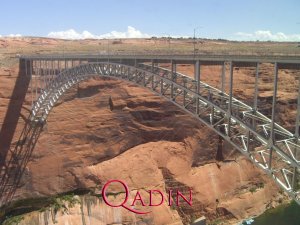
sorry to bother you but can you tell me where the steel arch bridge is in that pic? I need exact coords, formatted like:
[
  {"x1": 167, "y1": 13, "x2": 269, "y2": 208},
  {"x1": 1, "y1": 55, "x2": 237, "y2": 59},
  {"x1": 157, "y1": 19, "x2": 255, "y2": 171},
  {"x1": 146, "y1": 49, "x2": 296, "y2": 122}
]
[{"x1": 2, "y1": 54, "x2": 300, "y2": 206}]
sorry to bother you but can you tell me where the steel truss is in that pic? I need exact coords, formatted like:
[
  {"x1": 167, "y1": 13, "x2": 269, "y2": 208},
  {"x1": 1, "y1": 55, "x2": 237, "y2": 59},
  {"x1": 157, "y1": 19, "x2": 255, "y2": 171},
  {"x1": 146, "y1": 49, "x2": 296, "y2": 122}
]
[{"x1": 26, "y1": 61, "x2": 300, "y2": 204}]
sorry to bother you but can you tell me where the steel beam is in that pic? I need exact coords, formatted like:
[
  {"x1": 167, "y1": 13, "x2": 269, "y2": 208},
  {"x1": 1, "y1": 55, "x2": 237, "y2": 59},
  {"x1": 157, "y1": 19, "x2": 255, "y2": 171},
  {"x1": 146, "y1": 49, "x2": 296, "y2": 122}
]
[
  {"x1": 25, "y1": 59, "x2": 28, "y2": 77},
  {"x1": 195, "y1": 60, "x2": 200, "y2": 114},
  {"x1": 269, "y1": 62, "x2": 279, "y2": 169},
  {"x1": 40, "y1": 60, "x2": 47, "y2": 89},
  {"x1": 51, "y1": 60, "x2": 54, "y2": 84},
  {"x1": 221, "y1": 62, "x2": 225, "y2": 93},
  {"x1": 171, "y1": 60, "x2": 175, "y2": 99},
  {"x1": 35, "y1": 60, "x2": 38, "y2": 102},
  {"x1": 196, "y1": 60, "x2": 200, "y2": 93},
  {"x1": 228, "y1": 61, "x2": 234, "y2": 136},
  {"x1": 295, "y1": 76, "x2": 300, "y2": 138},
  {"x1": 30, "y1": 60, "x2": 33, "y2": 108},
  {"x1": 254, "y1": 62, "x2": 259, "y2": 111}
]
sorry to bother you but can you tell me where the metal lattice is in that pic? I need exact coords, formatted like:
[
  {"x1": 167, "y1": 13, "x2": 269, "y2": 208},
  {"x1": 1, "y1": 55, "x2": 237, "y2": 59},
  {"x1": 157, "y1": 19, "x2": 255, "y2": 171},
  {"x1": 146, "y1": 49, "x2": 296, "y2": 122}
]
[{"x1": 20, "y1": 56, "x2": 300, "y2": 204}]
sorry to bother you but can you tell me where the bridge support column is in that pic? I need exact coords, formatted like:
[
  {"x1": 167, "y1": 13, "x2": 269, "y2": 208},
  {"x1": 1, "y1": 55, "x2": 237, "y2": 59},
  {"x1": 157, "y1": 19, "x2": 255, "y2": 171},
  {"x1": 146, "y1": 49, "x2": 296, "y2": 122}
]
[
  {"x1": 51, "y1": 60, "x2": 54, "y2": 83},
  {"x1": 195, "y1": 60, "x2": 200, "y2": 89},
  {"x1": 246, "y1": 130, "x2": 251, "y2": 152},
  {"x1": 269, "y1": 62, "x2": 278, "y2": 169},
  {"x1": 171, "y1": 60, "x2": 175, "y2": 99},
  {"x1": 40, "y1": 60, "x2": 49, "y2": 89},
  {"x1": 151, "y1": 59, "x2": 154, "y2": 73},
  {"x1": 43, "y1": 60, "x2": 46, "y2": 90},
  {"x1": 160, "y1": 78, "x2": 164, "y2": 94},
  {"x1": 216, "y1": 135, "x2": 224, "y2": 161},
  {"x1": 58, "y1": 60, "x2": 61, "y2": 73},
  {"x1": 220, "y1": 62, "x2": 226, "y2": 107},
  {"x1": 34, "y1": 60, "x2": 38, "y2": 101},
  {"x1": 47, "y1": 60, "x2": 50, "y2": 86},
  {"x1": 50, "y1": 60, "x2": 53, "y2": 84},
  {"x1": 254, "y1": 63, "x2": 259, "y2": 111},
  {"x1": 227, "y1": 62, "x2": 233, "y2": 136},
  {"x1": 173, "y1": 61, "x2": 176, "y2": 79},
  {"x1": 253, "y1": 63, "x2": 259, "y2": 131},
  {"x1": 294, "y1": 72, "x2": 300, "y2": 140},
  {"x1": 221, "y1": 62, "x2": 225, "y2": 93},
  {"x1": 195, "y1": 60, "x2": 200, "y2": 114},
  {"x1": 42, "y1": 60, "x2": 44, "y2": 87},
  {"x1": 183, "y1": 78, "x2": 187, "y2": 107},
  {"x1": 29, "y1": 60, "x2": 33, "y2": 108},
  {"x1": 46, "y1": 60, "x2": 49, "y2": 85},
  {"x1": 292, "y1": 167, "x2": 298, "y2": 192},
  {"x1": 134, "y1": 58, "x2": 138, "y2": 67},
  {"x1": 151, "y1": 60, "x2": 155, "y2": 90},
  {"x1": 293, "y1": 74, "x2": 300, "y2": 184}
]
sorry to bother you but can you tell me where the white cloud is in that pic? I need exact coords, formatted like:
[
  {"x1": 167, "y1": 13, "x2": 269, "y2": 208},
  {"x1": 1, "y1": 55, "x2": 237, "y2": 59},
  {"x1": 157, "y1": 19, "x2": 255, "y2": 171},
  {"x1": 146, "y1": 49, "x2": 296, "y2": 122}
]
[
  {"x1": 0, "y1": 34, "x2": 22, "y2": 38},
  {"x1": 48, "y1": 29, "x2": 95, "y2": 39},
  {"x1": 233, "y1": 30, "x2": 300, "y2": 42},
  {"x1": 47, "y1": 26, "x2": 150, "y2": 39},
  {"x1": 6, "y1": 34, "x2": 22, "y2": 37},
  {"x1": 100, "y1": 26, "x2": 150, "y2": 39}
]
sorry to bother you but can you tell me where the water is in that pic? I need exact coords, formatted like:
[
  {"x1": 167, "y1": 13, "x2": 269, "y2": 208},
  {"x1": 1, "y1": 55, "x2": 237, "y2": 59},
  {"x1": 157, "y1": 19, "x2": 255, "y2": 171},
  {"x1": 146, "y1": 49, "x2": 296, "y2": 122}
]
[{"x1": 250, "y1": 201, "x2": 300, "y2": 225}]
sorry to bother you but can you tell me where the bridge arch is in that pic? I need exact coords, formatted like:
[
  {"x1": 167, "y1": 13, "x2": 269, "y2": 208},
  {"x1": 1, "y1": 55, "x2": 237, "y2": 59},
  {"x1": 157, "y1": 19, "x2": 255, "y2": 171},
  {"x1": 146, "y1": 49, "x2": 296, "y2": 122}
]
[
  {"x1": 28, "y1": 61, "x2": 300, "y2": 203},
  {"x1": 31, "y1": 62, "x2": 164, "y2": 121}
]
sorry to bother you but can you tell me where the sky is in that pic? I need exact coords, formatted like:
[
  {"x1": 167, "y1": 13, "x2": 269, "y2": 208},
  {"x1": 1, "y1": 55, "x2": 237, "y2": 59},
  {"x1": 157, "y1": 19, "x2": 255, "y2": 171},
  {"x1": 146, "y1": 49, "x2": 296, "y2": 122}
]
[{"x1": 0, "y1": 0, "x2": 299, "y2": 41}]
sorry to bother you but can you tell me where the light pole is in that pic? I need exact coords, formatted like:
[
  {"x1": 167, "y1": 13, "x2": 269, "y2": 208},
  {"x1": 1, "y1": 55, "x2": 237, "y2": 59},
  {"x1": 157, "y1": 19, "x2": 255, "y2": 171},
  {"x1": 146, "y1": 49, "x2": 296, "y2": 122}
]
[
  {"x1": 297, "y1": 22, "x2": 300, "y2": 48},
  {"x1": 193, "y1": 26, "x2": 203, "y2": 57},
  {"x1": 107, "y1": 39, "x2": 110, "y2": 55},
  {"x1": 162, "y1": 33, "x2": 171, "y2": 54},
  {"x1": 168, "y1": 35, "x2": 171, "y2": 54},
  {"x1": 106, "y1": 38, "x2": 110, "y2": 61},
  {"x1": 193, "y1": 27, "x2": 197, "y2": 57}
]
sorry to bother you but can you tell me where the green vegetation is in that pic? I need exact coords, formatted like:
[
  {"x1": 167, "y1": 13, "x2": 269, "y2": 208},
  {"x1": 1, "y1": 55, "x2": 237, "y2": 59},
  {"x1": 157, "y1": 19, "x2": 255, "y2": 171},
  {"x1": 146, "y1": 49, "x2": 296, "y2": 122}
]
[
  {"x1": 249, "y1": 182, "x2": 265, "y2": 193},
  {"x1": 2, "y1": 194, "x2": 80, "y2": 225},
  {"x1": 49, "y1": 194, "x2": 80, "y2": 215},
  {"x1": 252, "y1": 200, "x2": 300, "y2": 225},
  {"x1": 47, "y1": 194, "x2": 81, "y2": 224},
  {"x1": 257, "y1": 182, "x2": 264, "y2": 189},
  {"x1": 0, "y1": 189, "x2": 89, "y2": 224},
  {"x1": 2, "y1": 215, "x2": 24, "y2": 225},
  {"x1": 209, "y1": 218, "x2": 225, "y2": 225},
  {"x1": 249, "y1": 187, "x2": 257, "y2": 193}
]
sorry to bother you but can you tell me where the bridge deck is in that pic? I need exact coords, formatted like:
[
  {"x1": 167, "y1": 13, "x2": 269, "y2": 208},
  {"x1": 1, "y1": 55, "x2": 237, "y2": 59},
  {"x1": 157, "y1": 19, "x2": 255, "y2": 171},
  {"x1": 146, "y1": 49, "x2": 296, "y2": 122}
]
[{"x1": 20, "y1": 54, "x2": 300, "y2": 64}]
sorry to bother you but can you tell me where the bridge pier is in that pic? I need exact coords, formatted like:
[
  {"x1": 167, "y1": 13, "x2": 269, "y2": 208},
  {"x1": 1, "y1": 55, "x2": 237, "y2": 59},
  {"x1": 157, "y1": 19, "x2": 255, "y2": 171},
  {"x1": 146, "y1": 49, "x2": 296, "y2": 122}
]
[
  {"x1": 221, "y1": 62, "x2": 225, "y2": 94},
  {"x1": 216, "y1": 135, "x2": 224, "y2": 161},
  {"x1": 171, "y1": 60, "x2": 175, "y2": 99},
  {"x1": 195, "y1": 60, "x2": 200, "y2": 114}
]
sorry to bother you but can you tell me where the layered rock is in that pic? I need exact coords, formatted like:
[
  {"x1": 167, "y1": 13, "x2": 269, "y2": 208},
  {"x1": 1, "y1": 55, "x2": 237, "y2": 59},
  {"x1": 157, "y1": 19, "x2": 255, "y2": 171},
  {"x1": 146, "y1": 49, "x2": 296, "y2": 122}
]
[{"x1": 1, "y1": 38, "x2": 298, "y2": 224}]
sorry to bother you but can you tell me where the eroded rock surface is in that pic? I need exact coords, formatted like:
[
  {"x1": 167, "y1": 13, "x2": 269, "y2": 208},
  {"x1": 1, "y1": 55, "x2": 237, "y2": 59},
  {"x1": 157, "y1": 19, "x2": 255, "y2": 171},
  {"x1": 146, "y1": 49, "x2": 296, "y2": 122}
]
[{"x1": 1, "y1": 38, "x2": 298, "y2": 224}]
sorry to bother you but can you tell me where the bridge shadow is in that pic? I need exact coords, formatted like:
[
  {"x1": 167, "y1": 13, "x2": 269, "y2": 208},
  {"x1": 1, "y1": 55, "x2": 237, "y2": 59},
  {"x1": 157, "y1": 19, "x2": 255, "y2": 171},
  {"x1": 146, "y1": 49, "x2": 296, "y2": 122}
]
[
  {"x1": 0, "y1": 120, "x2": 43, "y2": 207},
  {"x1": 0, "y1": 59, "x2": 30, "y2": 167},
  {"x1": 0, "y1": 59, "x2": 41, "y2": 209}
]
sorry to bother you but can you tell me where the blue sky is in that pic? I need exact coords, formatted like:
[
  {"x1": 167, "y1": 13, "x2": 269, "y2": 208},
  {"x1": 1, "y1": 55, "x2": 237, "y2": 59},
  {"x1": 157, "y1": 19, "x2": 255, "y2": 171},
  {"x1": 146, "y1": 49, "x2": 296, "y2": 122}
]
[{"x1": 0, "y1": 0, "x2": 300, "y2": 41}]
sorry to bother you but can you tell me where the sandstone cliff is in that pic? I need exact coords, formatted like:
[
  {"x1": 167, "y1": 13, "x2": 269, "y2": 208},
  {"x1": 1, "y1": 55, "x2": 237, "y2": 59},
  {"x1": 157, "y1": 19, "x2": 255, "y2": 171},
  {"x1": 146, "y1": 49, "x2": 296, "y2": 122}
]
[{"x1": 1, "y1": 38, "x2": 297, "y2": 224}]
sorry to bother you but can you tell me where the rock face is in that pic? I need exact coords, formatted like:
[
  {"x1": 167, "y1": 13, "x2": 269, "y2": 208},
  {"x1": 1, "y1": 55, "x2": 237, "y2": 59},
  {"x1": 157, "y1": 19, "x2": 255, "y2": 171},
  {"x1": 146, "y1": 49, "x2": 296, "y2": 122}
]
[
  {"x1": 1, "y1": 38, "x2": 298, "y2": 224},
  {"x1": 17, "y1": 195, "x2": 182, "y2": 225},
  {"x1": 1, "y1": 77, "x2": 283, "y2": 224}
]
